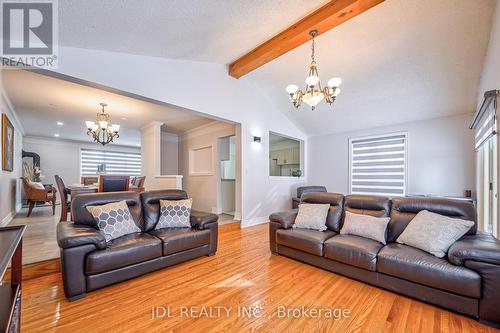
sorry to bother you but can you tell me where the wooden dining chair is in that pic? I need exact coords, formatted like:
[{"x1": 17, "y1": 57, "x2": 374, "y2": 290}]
[
  {"x1": 54, "y1": 175, "x2": 70, "y2": 222},
  {"x1": 99, "y1": 175, "x2": 130, "y2": 192},
  {"x1": 22, "y1": 178, "x2": 57, "y2": 217},
  {"x1": 81, "y1": 176, "x2": 99, "y2": 186}
]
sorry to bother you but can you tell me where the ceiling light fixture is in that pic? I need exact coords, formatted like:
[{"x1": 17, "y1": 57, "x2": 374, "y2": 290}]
[
  {"x1": 286, "y1": 29, "x2": 341, "y2": 111},
  {"x1": 85, "y1": 103, "x2": 120, "y2": 146},
  {"x1": 54, "y1": 133, "x2": 60, "y2": 137},
  {"x1": 56, "y1": 121, "x2": 64, "y2": 126}
]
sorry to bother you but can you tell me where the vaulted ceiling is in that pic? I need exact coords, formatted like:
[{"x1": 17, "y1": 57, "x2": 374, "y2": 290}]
[{"x1": 54, "y1": 0, "x2": 498, "y2": 135}]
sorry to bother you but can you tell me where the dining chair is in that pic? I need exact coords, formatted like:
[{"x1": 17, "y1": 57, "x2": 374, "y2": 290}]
[
  {"x1": 99, "y1": 175, "x2": 130, "y2": 192},
  {"x1": 22, "y1": 178, "x2": 57, "y2": 217},
  {"x1": 81, "y1": 176, "x2": 99, "y2": 186},
  {"x1": 54, "y1": 175, "x2": 70, "y2": 222}
]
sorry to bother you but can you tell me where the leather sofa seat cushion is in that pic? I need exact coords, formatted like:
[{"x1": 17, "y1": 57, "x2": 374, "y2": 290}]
[
  {"x1": 276, "y1": 229, "x2": 337, "y2": 256},
  {"x1": 149, "y1": 228, "x2": 210, "y2": 256},
  {"x1": 86, "y1": 233, "x2": 162, "y2": 275},
  {"x1": 377, "y1": 243, "x2": 481, "y2": 298},
  {"x1": 324, "y1": 235, "x2": 384, "y2": 271}
]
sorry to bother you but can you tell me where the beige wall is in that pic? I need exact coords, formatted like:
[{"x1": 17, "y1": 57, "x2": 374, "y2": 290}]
[
  {"x1": 179, "y1": 121, "x2": 236, "y2": 213},
  {"x1": 0, "y1": 89, "x2": 24, "y2": 226},
  {"x1": 160, "y1": 132, "x2": 179, "y2": 175}
]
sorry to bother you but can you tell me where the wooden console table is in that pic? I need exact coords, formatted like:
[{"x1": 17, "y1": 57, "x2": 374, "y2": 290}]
[{"x1": 0, "y1": 225, "x2": 26, "y2": 333}]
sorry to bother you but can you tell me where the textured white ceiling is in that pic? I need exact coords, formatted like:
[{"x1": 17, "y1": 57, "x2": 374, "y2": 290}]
[
  {"x1": 59, "y1": 0, "x2": 327, "y2": 63},
  {"x1": 1, "y1": 70, "x2": 215, "y2": 146},
  {"x1": 44, "y1": 0, "x2": 500, "y2": 135}
]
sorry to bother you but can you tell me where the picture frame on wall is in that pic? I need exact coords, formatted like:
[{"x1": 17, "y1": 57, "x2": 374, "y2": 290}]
[{"x1": 2, "y1": 113, "x2": 14, "y2": 172}]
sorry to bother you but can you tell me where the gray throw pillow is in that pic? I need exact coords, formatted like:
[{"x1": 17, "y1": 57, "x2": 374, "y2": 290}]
[
  {"x1": 293, "y1": 203, "x2": 330, "y2": 231},
  {"x1": 340, "y1": 211, "x2": 390, "y2": 244},
  {"x1": 156, "y1": 198, "x2": 193, "y2": 229},
  {"x1": 87, "y1": 200, "x2": 141, "y2": 242},
  {"x1": 396, "y1": 210, "x2": 474, "y2": 258}
]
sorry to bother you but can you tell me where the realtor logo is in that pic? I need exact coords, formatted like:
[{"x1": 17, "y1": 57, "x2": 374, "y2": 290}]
[{"x1": 1, "y1": 0, "x2": 58, "y2": 68}]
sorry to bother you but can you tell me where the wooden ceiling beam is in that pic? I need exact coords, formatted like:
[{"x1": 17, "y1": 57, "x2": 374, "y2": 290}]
[{"x1": 228, "y1": 0, "x2": 385, "y2": 79}]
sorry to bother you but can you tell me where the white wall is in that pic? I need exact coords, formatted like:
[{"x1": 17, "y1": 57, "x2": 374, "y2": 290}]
[
  {"x1": 308, "y1": 114, "x2": 475, "y2": 197},
  {"x1": 478, "y1": 0, "x2": 500, "y2": 97},
  {"x1": 23, "y1": 136, "x2": 140, "y2": 187},
  {"x1": 0, "y1": 88, "x2": 24, "y2": 226},
  {"x1": 51, "y1": 46, "x2": 308, "y2": 226},
  {"x1": 161, "y1": 132, "x2": 179, "y2": 175}
]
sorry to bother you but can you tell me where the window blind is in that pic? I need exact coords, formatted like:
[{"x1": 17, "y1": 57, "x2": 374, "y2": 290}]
[
  {"x1": 470, "y1": 90, "x2": 498, "y2": 150},
  {"x1": 349, "y1": 133, "x2": 407, "y2": 197},
  {"x1": 80, "y1": 149, "x2": 141, "y2": 176}
]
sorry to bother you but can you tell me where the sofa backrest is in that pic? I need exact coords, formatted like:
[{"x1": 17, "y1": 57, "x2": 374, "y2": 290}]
[
  {"x1": 301, "y1": 192, "x2": 344, "y2": 232},
  {"x1": 388, "y1": 197, "x2": 477, "y2": 243},
  {"x1": 297, "y1": 186, "x2": 327, "y2": 199},
  {"x1": 140, "y1": 189, "x2": 189, "y2": 232},
  {"x1": 344, "y1": 195, "x2": 391, "y2": 218},
  {"x1": 72, "y1": 191, "x2": 143, "y2": 229}
]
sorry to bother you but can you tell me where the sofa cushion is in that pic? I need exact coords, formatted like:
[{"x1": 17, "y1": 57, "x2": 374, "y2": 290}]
[
  {"x1": 340, "y1": 211, "x2": 390, "y2": 244},
  {"x1": 377, "y1": 243, "x2": 481, "y2": 298},
  {"x1": 294, "y1": 203, "x2": 330, "y2": 231},
  {"x1": 324, "y1": 235, "x2": 384, "y2": 271},
  {"x1": 300, "y1": 192, "x2": 344, "y2": 232},
  {"x1": 85, "y1": 233, "x2": 162, "y2": 275},
  {"x1": 149, "y1": 228, "x2": 211, "y2": 256},
  {"x1": 156, "y1": 198, "x2": 193, "y2": 229},
  {"x1": 276, "y1": 229, "x2": 337, "y2": 256}
]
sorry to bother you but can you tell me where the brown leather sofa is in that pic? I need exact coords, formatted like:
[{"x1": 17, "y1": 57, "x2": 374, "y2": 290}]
[
  {"x1": 57, "y1": 190, "x2": 218, "y2": 301},
  {"x1": 270, "y1": 193, "x2": 500, "y2": 328},
  {"x1": 292, "y1": 186, "x2": 327, "y2": 209}
]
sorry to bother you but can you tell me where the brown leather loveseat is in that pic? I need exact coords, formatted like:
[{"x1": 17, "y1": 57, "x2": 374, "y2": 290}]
[
  {"x1": 269, "y1": 193, "x2": 500, "y2": 328},
  {"x1": 57, "y1": 190, "x2": 218, "y2": 300}
]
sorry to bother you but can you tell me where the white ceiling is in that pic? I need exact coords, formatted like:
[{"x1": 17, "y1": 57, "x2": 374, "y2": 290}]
[
  {"x1": 15, "y1": 0, "x2": 499, "y2": 136},
  {"x1": 1, "y1": 70, "x2": 216, "y2": 146}
]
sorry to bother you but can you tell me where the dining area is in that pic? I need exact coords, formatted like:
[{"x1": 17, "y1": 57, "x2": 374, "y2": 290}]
[{"x1": 54, "y1": 175, "x2": 146, "y2": 222}]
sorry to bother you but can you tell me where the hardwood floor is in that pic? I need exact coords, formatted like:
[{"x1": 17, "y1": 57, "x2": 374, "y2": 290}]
[
  {"x1": 21, "y1": 223, "x2": 498, "y2": 333},
  {"x1": 9, "y1": 205, "x2": 60, "y2": 264}
]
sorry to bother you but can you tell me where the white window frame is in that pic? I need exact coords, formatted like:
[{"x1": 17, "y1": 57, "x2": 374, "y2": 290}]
[{"x1": 348, "y1": 131, "x2": 409, "y2": 197}]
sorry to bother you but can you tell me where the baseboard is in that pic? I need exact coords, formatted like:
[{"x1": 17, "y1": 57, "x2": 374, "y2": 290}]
[
  {"x1": 211, "y1": 207, "x2": 223, "y2": 215},
  {"x1": 0, "y1": 211, "x2": 14, "y2": 227},
  {"x1": 240, "y1": 216, "x2": 268, "y2": 228},
  {"x1": 233, "y1": 212, "x2": 242, "y2": 221}
]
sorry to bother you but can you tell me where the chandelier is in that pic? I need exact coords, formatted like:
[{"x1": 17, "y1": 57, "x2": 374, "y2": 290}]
[
  {"x1": 85, "y1": 103, "x2": 120, "y2": 145},
  {"x1": 286, "y1": 29, "x2": 342, "y2": 111}
]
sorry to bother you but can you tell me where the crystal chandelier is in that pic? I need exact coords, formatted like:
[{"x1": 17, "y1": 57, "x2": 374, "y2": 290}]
[
  {"x1": 85, "y1": 103, "x2": 120, "y2": 145},
  {"x1": 286, "y1": 29, "x2": 342, "y2": 111}
]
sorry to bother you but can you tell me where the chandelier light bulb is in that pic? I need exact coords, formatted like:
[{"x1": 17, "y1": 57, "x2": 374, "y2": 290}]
[
  {"x1": 305, "y1": 75, "x2": 319, "y2": 87},
  {"x1": 85, "y1": 121, "x2": 95, "y2": 130},
  {"x1": 333, "y1": 88, "x2": 341, "y2": 97},
  {"x1": 111, "y1": 124, "x2": 120, "y2": 133},
  {"x1": 286, "y1": 84, "x2": 299, "y2": 94},
  {"x1": 99, "y1": 120, "x2": 108, "y2": 129},
  {"x1": 302, "y1": 90, "x2": 324, "y2": 107},
  {"x1": 91, "y1": 124, "x2": 99, "y2": 132},
  {"x1": 328, "y1": 77, "x2": 342, "y2": 88}
]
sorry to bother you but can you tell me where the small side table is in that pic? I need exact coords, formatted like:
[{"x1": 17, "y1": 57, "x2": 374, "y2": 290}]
[{"x1": 0, "y1": 225, "x2": 26, "y2": 333}]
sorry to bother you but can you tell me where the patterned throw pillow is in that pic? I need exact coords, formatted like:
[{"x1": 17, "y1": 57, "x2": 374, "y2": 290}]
[
  {"x1": 293, "y1": 203, "x2": 330, "y2": 231},
  {"x1": 156, "y1": 198, "x2": 193, "y2": 229},
  {"x1": 86, "y1": 200, "x2": 141, "y2": 242},
  {"x1": 340, "y1": 211, "x2": 390, "y2": 244},
  {"x1": 397, "y1": 210, "x2": 474, "y2": 258}
]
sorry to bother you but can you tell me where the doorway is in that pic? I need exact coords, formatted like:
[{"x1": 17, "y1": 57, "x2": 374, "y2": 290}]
[{"x1": 217, "y1": 135, "x2": 236, "y2": 224}]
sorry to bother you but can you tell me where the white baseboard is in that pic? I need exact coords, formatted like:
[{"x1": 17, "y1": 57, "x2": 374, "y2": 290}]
[
  {"x1": 240, "y1": 216, "x2": 268, "y2": 228},
  {"x1": 0, "y1": 212, "x2": 14, "y2": 227},
  {"x1": 233, "y1": 212, "x2": 242, "y2": 221},
  {"x1": 211, "y1": 207, "x2": 223, "y2": 215}
]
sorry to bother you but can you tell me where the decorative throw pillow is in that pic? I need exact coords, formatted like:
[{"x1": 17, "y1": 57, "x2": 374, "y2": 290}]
[
  {"x1": 86, "y1": 200, "x2": 141, "y2": 242},
  {"x1": 293, "y1": 203, "x2": 330, "y2": 231},
  {"x1": 340, "y1": 211, "x2": 390, "y2": 244},
  {"x1": 396, "y1": 210, "x2": 474, "y2": 258},
  {"x1": 155, "y1": 198, "x2": 193, "y2": 229},
  {"x1": 29, "y1": 181, "x2": 45, "y2": 189}
]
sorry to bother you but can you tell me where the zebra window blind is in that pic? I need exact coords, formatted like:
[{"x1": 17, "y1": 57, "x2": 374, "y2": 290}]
[
  {"x1": 349, "y1": 133, "x2": 407, "y2": 197},
  {"x1": 80, "y1": 149, "x2": 141, "y2": 176},
  {"x1": 470, "y1": 90, "x2": 498, "y2": 150}
]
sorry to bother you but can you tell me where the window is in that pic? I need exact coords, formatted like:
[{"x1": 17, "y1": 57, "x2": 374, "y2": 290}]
[
  {"x1": 349, "y1": 133, "x2": 407, "y2": 197},
  {"x1": 80, "y1": 149, "x2": 141, "y2": 176},
  {"x1": 269, "y1": 132, "x2": 303, "y2": 177}
]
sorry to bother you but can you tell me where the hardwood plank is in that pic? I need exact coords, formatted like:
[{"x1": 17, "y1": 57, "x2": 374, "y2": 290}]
[
  {"x1": 20, "y1": 223, "x2": 497, "y2": 332},
  {"x1": 228, "y1": 0, "x2": 385, "y2": 78}
]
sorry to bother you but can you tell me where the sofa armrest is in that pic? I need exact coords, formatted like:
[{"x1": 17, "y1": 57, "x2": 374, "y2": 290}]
[
  {"x1": 57, "y1": 222, "x2": 106, "y2": 250},
  {"x1": 448, "y1": 232, "x2": 500, "y2": 266},
  {"x1": 190, "y1": 210, "x2": 218, "y2": 230},
  {"x1": 269, "y1": 209, "x2": 298, "y2": 229}
]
